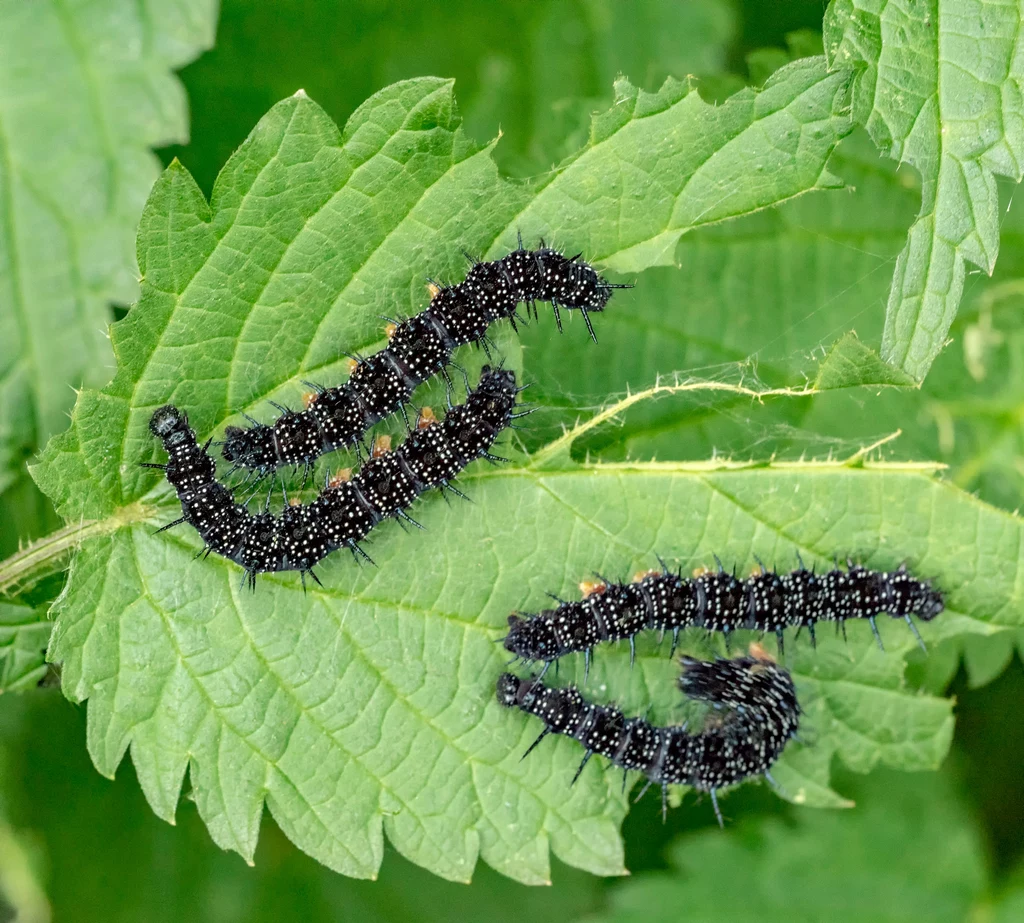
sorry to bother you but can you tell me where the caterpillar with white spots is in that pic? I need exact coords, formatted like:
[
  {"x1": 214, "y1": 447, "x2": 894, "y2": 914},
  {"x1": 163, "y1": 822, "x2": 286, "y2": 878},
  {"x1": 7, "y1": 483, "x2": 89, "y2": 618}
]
[
  {"x1": 502, "y1": 558, "x2": 944, "y2": 676},
  {"x1": 497, "y1": 643, "x2": 800, "y2": 824},
  {"x1": 219, "y1": 238, "x2": 629, "y2": 485},
  {"x1": 146, "y1": 366, "x2": 522, "y2": 587}
]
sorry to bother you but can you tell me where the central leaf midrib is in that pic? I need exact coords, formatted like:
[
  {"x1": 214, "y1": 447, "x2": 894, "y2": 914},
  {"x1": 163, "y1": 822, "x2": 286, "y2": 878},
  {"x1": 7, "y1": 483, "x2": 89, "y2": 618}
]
[
  {"x1": 129, "y1": 463, "x2": 991, "y2": 637},
  {"x1": 153, "y1": 518, "x2": 491, "y2": 626}
]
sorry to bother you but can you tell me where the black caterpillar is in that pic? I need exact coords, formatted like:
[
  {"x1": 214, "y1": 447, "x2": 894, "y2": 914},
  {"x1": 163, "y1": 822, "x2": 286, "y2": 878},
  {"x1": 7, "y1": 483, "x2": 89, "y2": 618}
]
[
  {"x1": 503, "y1": 558, "x2": 944, "y2": 676},
  {"x1": 498, "y1": 644, "x2": 800, "y2": 824},
  {"x1": 145, "y1": 366, "x2": 521, "y2": 586},
  {"x1": 220, "y1": 238, "x2": 629, "y2": 484}
]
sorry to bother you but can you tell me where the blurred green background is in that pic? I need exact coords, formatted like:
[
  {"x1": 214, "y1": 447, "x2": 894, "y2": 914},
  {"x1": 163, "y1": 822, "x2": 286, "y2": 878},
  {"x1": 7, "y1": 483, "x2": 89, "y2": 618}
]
[{"x1": 2, "y1": 0, "x2": 1024, "y2": 919}]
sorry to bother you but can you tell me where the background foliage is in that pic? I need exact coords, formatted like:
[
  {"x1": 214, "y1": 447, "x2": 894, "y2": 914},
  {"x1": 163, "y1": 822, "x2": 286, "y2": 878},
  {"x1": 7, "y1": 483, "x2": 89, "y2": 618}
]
[{"x1": 1, "y1": 0, "x2": 1024, "y2": 919}]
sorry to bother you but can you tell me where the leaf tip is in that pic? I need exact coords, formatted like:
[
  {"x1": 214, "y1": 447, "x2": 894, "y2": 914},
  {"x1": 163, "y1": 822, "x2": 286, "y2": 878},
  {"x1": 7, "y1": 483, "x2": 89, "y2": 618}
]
[{"x1": 292, "y1": 87, "x2": 310, "y2": 100}]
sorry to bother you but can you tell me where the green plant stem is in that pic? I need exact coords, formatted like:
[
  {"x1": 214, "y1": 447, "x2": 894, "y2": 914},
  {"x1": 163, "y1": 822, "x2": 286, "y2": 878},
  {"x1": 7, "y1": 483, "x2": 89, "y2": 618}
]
[{"x1": 0, "y1": 502, "x2": 152, "y2": 596}]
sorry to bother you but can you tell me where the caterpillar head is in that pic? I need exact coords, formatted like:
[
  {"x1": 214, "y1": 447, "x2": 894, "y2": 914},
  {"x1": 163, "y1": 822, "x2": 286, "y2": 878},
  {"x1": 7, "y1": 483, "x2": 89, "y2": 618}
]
[
  {"x1": 149, "y1": 405, "x2": 187, "y2": 439},
  {"x1": 495, "y1": 672, "x2": 522, "y2": 707},
  {"x1": 476, "y1": 365, "x2": 518, "y2": 400},
  {"x1": 909, "y1": 580, "x2": 945, "y2": 621},
  {"x1": 887, "y1": 565, "x2": 945, "y2": 621},
  {"x1": 503, "y1": 612, "x2": 558, "y2": 662}
]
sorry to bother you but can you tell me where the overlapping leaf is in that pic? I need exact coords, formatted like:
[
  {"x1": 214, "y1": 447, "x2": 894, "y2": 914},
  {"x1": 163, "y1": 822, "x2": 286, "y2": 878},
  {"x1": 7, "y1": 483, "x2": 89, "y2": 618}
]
[
  {"x1": 0, "y1": 0, "x2": 216, "y2": 496},
  {"x1": 825, "y1": 0, "x2": 1024, "y2": 380},
  {"x1": 30, "y1": 71, "x2": 1022, "y2": 883},
  {"x1": 0, "y1": 601, "x2": 49, "y2": 693}
]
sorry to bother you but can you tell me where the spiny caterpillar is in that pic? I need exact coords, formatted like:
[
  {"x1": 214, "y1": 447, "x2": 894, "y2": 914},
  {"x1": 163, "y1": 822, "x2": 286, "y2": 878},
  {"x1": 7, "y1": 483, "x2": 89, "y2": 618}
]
[
  {"x1": 498, "y1": 643, "x2": 800, "y2": 824},
  {"x1": 146, "y1": 367, "x2": 521, "y2": 587},
  {"x1": 219, "y1": 237, "x2": 629, "y2": 485},
  {"x1": 503, "y1": 557, "x2": 944, "y2": 676}
]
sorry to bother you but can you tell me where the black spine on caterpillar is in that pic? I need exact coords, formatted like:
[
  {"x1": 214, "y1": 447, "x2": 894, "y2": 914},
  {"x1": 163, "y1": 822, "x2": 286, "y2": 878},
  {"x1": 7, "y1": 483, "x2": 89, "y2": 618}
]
[
  {"x1": 219, "y1": 238, "x2": 630, "y2": 480},
  {"x1": 147, "y1": 366, "x2": 520, "y2": 587},
  {"x1": 502, "y1": 558, "x2": 944, "y2": 673},
  {"x1": 497, "y1": 644, "x2": 800, "y2": 824}
]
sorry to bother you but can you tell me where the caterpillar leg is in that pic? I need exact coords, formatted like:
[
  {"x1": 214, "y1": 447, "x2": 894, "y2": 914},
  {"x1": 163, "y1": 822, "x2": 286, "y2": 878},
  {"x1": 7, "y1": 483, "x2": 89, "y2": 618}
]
[
  {"x1": 869, "y1": 615, "x2": 884, "y2": 650},
  {"x1": 905, "y1": 615, "x2": 927, "y2": 653},
  {"x1": 710, "y1": 788, "x2": 724, "y2": 828},
  {"x1": 520, "y1": 727, "x2": 550, "y2": 761},
  {"x1": 571, "y1": 750, "x2": 593, "y2": 785}
]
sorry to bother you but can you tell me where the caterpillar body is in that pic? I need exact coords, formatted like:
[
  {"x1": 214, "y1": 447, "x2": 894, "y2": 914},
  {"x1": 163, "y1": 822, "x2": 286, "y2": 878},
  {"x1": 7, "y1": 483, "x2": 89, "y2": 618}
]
[
  {"x1": 146, "y1": 367, "x2": 520, "y2": 586},
  {"x1": 498, "y1": 644, "x2": 800, "y2": 824},
  {"x1": 220, "y1": 240, "x2": 629, "y2": 483},
  {"x1": 502, "y1": 559, "x2": 944, "y2": 675}
]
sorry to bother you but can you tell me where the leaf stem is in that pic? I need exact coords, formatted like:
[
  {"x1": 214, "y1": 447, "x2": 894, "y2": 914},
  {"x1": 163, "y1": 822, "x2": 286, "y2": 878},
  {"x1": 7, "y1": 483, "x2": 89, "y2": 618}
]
[
  {"x1": 0, "y1": 502, "x2": 152, "y2": 596},
  {"x1": 528, "y1": 376, "x2": 818, "y2": 469}
]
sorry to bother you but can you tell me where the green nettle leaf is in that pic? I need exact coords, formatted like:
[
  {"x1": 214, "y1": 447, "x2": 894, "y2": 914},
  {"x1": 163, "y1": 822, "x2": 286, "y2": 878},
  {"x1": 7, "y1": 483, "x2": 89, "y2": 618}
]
[
  {"x1": 825, "y1": 0, "x2": 1024, "y2": 381},
  {"x1": 813, "y1": 331, "x2": 917, "y2": 390},
  {"x1": 0, "y1": 0, "x2": 216, "y2": 495},
  {"x1": 0, "y1": 601, "x2": 49, "y2": 692},
  {"x1": 581, "y1": 768, "x2": 988, "y2": 923},
  {"x1": 26, "y1": 71, "x2": 1019, "y2": 883}
]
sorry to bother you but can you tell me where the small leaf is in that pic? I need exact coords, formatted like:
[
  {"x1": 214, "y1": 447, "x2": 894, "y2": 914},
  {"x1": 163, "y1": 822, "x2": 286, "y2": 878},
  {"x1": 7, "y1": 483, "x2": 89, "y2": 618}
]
[
  {"x1": 814, "y1": 332, "x2": 917, "y2": 390},
  {"x1": 825, "y1": 0, "x2": 1024, "y2": 380},
  {"x1": 961, "y1": 631, "x2": 1020, "y2": 688},
  {"x1": 0, "y1": 601, "x2": 49, "y2": 692}
]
